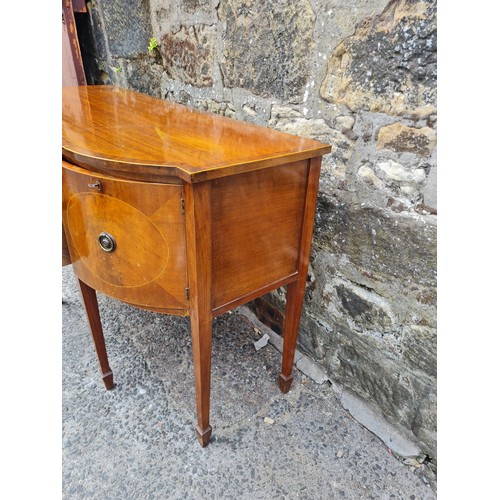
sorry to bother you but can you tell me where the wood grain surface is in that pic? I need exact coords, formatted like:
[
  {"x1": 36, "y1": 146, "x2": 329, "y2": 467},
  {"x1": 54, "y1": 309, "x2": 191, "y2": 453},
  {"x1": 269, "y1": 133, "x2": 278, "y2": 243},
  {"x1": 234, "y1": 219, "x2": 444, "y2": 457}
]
[
  {"x1": 62, "y1": 86, "x2": 331, "y2": 183},
  {"x1": 211, "y1": 160, "x2": 309, "y2": 312},
  {"x1": 62, "y1": 161, "x2": 189, "y2": 314}
]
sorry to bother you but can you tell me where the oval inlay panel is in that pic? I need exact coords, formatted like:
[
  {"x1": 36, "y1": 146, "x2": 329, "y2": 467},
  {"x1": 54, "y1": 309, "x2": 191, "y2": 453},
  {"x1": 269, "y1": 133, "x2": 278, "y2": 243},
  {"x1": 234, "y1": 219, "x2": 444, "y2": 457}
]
[{"x1": 67, "y1": 193, "x2": 169, "y2": 287}]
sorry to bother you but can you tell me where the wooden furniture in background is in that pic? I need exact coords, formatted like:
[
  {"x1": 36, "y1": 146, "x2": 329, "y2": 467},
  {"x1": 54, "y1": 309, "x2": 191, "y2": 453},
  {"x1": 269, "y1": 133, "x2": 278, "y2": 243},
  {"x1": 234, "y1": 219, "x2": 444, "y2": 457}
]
[
  {"x1": 62, "y1": 0, "x2": 86, "y2": 87},
  {"x1": 62, "y1": 85, "x2": 331, "y2": 446}
]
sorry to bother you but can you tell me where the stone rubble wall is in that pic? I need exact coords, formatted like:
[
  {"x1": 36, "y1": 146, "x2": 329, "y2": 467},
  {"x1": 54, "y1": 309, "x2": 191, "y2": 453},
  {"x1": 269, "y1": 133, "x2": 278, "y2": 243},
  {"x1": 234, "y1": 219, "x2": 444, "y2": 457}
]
[{"x1": 86, "y1": 0, "x2": 437, "y2": 461}]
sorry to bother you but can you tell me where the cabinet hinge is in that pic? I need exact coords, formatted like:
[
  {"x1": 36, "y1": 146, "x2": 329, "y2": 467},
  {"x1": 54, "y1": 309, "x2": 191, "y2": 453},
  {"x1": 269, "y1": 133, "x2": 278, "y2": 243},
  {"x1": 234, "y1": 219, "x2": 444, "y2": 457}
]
[
  {"x1": 180, "y1": 198, "x2": 185, "y2": 215},
  {"x1": 185, "y1": 287, "x2": 190, "y2": 301}
]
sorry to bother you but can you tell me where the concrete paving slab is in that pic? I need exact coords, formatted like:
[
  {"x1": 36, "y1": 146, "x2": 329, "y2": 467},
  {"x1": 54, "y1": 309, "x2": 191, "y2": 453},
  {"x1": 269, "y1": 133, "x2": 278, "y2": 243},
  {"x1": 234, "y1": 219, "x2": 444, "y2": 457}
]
[{"x1": 62, "y1": 267, "x2": 435, "y2": 499}]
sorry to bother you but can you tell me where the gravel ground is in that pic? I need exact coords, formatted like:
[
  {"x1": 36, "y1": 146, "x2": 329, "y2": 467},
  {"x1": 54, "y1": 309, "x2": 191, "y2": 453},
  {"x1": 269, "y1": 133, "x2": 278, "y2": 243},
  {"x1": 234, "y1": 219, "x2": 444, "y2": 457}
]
[{"x1": 62, "y1": 267, "x2": 436, "y2": 499}]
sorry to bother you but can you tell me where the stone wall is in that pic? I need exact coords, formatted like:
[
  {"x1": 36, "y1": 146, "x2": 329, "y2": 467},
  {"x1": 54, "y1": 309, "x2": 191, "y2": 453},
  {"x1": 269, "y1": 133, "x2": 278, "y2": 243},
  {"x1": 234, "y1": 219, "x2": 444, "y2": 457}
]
[{"x1": 84, "y1": 0, "x2": 437, "y2": 462}]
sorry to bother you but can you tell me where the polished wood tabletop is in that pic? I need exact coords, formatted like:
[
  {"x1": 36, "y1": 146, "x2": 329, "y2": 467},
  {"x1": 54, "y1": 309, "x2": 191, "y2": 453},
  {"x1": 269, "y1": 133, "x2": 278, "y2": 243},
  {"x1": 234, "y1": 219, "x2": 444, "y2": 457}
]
[{"x1": 62, "y1": 85, "x2": 331, "y2": 183}]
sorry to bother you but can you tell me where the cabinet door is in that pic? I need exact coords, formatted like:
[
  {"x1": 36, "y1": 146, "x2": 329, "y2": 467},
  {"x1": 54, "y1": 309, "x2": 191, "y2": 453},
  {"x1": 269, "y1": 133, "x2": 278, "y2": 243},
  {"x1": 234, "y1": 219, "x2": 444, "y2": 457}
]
[{"x1": 62, "y1": 161, "x2": 188, "y2": 314}]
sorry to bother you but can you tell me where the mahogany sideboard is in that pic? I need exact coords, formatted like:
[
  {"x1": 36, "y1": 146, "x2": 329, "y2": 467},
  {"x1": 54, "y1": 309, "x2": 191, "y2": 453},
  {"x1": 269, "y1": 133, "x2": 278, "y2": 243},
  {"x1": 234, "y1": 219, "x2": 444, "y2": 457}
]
[{"x1": 62, "y1": 85, "x2": 331, "y2": 447}]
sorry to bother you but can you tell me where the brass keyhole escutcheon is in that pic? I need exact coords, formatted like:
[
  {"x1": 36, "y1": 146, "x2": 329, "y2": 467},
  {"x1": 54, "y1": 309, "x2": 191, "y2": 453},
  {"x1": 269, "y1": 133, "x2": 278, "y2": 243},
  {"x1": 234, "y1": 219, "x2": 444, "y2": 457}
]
[{"x1": 98, "y1": 232, "x2": 116, "y2": 252}]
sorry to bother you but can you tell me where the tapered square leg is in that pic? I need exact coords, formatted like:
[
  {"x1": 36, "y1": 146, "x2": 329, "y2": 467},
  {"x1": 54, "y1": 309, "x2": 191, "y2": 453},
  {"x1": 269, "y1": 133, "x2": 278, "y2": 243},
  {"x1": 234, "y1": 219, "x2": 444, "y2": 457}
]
[
  {"x1": 279, "y1": 279, "x2": 306, "y2": 393},
  {"x1": 190, "y1": 312, "x2": 213, "y2": 448},
  {"x1": 279, "y1": 157, "x2": 322, "y2": 394},
  {"x1": 77, "y1": 278, "x2": 114, "y2": 390},
  {"x1": 185, "y1": 180, "x2": 214, "y2": 447}
]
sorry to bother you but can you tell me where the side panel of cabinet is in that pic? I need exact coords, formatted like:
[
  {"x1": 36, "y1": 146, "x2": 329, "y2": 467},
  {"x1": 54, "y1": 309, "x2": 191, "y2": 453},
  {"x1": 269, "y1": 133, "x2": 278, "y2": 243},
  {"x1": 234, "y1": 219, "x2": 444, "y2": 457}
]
[
  {"x1": 62, "y1": 161, "x2": 189, "y2": 314},
  {"x1": 211, "y1": 160, "x2": 309, "y2": 313}
]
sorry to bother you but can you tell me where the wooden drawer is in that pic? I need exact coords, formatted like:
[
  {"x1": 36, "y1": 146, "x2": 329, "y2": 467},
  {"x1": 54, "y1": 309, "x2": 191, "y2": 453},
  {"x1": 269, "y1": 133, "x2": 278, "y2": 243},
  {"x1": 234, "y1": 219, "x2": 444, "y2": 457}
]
[{"x1": 62, "y1": 161, "x2": 189, "y2": 314}]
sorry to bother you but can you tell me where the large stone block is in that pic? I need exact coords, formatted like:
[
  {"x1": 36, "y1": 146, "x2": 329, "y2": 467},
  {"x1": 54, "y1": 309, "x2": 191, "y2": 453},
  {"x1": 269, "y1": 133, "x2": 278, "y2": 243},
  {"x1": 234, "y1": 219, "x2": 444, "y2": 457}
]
[
  {"x1": 306, "y1": 246, "x2": 436, "y2": 329},
  {"x1": 160, "y1": 24, "x2": 217, "y2": 87},
  {"x1": 94, "y1": 0, "x2": 152, "y2": 58},
  {"x1": 332, "y1": 324, "x2": 436, "y2": 457},
  {"x1": 218, "y1": 0, "x2": 315, "y2": 101},
  {"x1": 314, "y1": 196, "x2": 437, "y2": 289},
  {"x1": 320, "y1": 0, "x2": 437, "y2": 117},
  {"x1": 312, "y1": 270, "x2": 399, "y2": 337},
  {"x1": 335, "y1": 282, "x2": 396, "y2": 331},
  {"x1": 401, "y1": 324, "x2": 437, "y2": 377},
  {"x1": 377, "y1": 123, "x2": 437, "y2": 156}
]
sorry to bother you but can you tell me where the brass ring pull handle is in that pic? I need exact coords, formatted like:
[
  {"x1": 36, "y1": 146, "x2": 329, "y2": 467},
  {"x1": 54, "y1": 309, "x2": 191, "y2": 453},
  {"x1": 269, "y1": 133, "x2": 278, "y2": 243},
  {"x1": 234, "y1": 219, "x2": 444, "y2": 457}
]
[{"x1": 98, "y1": 232, "x2": 116, "y2": 253}]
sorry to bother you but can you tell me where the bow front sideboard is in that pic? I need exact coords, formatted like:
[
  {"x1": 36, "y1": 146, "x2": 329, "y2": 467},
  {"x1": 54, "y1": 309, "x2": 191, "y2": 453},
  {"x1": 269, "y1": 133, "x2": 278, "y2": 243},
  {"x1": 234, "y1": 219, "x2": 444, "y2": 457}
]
[{"x1": 62, "y1": 85, "x2": 331, "y2": 447}]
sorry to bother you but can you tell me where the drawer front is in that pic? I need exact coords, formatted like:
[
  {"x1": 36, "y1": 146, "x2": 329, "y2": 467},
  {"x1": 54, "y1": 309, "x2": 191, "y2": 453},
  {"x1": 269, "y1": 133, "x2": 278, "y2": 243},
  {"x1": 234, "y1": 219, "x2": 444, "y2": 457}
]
[{"x1": 62, "y1": 162, "x2": 188, "y2": 313}]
